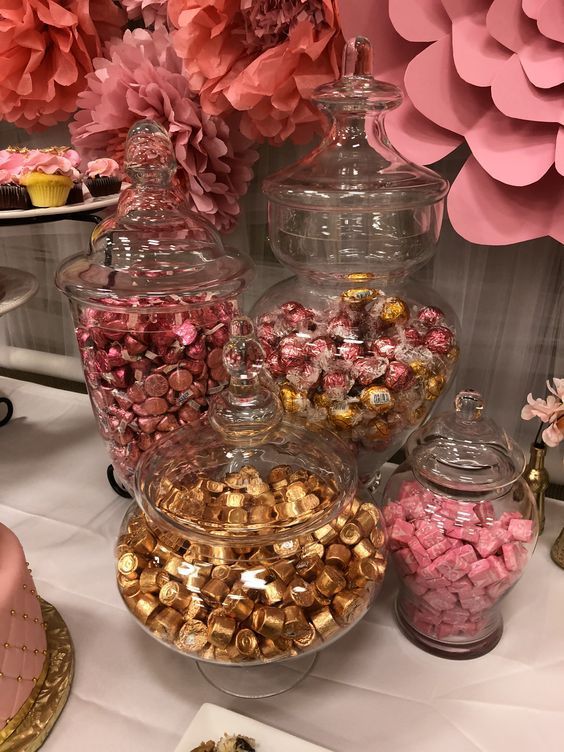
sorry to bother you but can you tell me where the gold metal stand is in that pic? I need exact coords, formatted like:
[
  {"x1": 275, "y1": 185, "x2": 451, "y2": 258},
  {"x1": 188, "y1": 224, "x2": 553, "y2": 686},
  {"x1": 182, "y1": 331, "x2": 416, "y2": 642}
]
[{"x1": 524, "y1": 443, "x2": 549, "y2": 535}]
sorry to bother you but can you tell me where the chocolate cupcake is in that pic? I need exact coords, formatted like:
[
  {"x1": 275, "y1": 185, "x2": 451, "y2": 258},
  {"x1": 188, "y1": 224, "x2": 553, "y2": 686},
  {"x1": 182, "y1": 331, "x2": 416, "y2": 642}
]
[
  {"x1": 85, "y1": 158, "x2": 122, "y2": 197},
  {"x1": 0, "y1": 149, "x2": 30, "y2": 210},
  {"x1": 66, "y1": 182, "x2": 84, "y2": 205},
  {"x1": 0, "y1": 184, "x2": 31, "y2": 210}
]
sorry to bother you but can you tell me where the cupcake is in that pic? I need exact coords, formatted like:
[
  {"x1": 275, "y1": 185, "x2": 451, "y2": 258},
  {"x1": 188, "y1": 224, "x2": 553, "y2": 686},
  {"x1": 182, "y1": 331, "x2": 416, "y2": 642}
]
[
  {"x1": 59, "y1": 149, "x2": 84, "y2": 204},
  {"x1": 85, "y1": 158, "x2": 122, "y2": 197},
  {"x1": 19, "y1": 151, "x2": 79, "y2": 208},
  {"x1": 0, "y1": 150, "x2": 31, "y2": 210}
]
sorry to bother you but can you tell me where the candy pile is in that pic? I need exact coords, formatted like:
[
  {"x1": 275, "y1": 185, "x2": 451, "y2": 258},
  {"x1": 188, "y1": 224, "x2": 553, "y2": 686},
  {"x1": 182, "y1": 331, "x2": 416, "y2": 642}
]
[
  {"x1": 256, "y1": 293, "x2": 458, "y2": 454},
  {"x1": 116, "y1": 464, "x2": 386, "y2": 663},
  {"x1": 76, "y1": 297, "x2": 236, "y2": 485},
  {"x1": 385, "y1": 480, "x2": 534, "y2": 641}
]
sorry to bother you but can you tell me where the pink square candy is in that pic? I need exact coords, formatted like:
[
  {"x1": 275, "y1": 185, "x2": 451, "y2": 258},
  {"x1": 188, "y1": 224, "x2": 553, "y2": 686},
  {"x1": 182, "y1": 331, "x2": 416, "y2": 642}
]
[
  {"x1": 393, "y1": 547, "x2": 418, "y2": 575},
  {"x1": 401, "y1": 496, "x2": 426, "y2": 521},
  {"x1": 502, "y1": 542, "x2": 528, "y2": 572},
  {"x1": 433, "y1": 548, "x2": 470, "y2": 582},
  {"x1": 487, "y1": 555, "x2": 509, "y2": 581},
  {"x1": 383, "y1": 502, "x2": 405, "y2": 527},
  {"x1": 423, "y1": 588, "x2": 457, "y2": 611},
  {"x1": 499, "y1": 512, "x2": 522, "y2": 528},
  {"x1": 508, "y1": 518, "x2": 533, "y2": 543},
  {"x1": 407, "y1": 537, "x2": 432, "y2": 568},
  {"x1": 447, "y1": 524, "x2": 480, "y2": 544},
  {"x1": 476, "y1": 527, "x2": 510, "y2": 558},
  {"x1": 442, "y1": 607, "x2": 471, "y2": 625},
  {"x1": 426, "y1": 538, "x2": 453, "y2": 560},
  {"x1": 474, "y1": 502, "x2": 495, "y2": 525},
  {"x1": 414, "y1": 520, "x2": 445, "y2": 549},
  {"x1": 468, "y1": 559, "x2": 499, "y2": 588},
  {"x1": 389, "y1": 518, "x2": 415, "y2": 547},
  {"x1": 404, "y1": 575, "x2": 429, "y2": 597},
  {"x1": 458, "y1": 591, "x2": 492, "y2": 614},
  {"x1": 487, "y1": 579, "x2": 513, "y2": 601}
]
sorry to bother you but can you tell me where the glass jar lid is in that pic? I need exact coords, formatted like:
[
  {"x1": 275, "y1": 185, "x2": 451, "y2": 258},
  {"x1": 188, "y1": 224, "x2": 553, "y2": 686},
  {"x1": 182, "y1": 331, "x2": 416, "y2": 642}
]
[
  {"x1": 56, "y1": 120, "x2": 252, "y2": 311},
  {"x1": 263, "y1": 36, "x2": 448, "y2": 212},
  {"x1": 406, "y1": 390, "x2": 526, "y2": 499},
  {"x1": 135, "y1": 317, "x2": 358, "y2": 545}
]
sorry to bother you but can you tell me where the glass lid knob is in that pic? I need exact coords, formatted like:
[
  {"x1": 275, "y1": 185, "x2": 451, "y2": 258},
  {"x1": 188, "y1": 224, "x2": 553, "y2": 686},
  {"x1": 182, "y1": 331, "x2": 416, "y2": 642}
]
[
  {"x1": 209, "y1": 316, "x2": 283, "y2": 445},
  {"x1": 455, "y1": 390, "x2": 485, "y2": 423},
  {"x1": 124, "y1": 119, "x2": 177, "y2": 187},
  {"x1": 342, "y1": 35, "x2": 373, "y2": 78}
]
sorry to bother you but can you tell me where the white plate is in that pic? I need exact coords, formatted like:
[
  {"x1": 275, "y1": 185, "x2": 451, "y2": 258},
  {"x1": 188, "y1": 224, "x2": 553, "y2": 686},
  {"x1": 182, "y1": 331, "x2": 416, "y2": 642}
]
[
  {"x1": 175, "y1": 704, "x2": 334, "y2": 752},
  {"x1": 0, "y1": 193, "x2": 119, "y2": 220}
]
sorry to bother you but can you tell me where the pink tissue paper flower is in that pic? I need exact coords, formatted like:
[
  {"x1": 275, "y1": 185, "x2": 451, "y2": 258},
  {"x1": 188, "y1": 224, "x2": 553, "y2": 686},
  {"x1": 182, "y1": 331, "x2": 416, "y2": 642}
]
[
  {"x1": 336, "y1": 0, "x2": 564, "y2": 246},
  {"x1": 0, "y1": 0, "x2": 126, "y2": 130},
  {"x1": 120, "y1": 0, "x2": 168, "y2": 28},
  {"x1": 168, "y1": 0, "x2": 344, "y2": 144},
  {"x1": 70, "y1": 28, "x2": 258, "y2": 231}
]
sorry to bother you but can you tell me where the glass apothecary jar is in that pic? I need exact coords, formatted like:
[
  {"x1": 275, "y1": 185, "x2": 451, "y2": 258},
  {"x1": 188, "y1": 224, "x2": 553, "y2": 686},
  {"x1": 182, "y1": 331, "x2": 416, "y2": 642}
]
[
  {"x1": 56, "y1": 121, "x2": 252, "y2": 491},
  {"x1": 381, "y1": 390, "x2": 538, "y2": 659},
  {"x1": 115, "y1": 317, "x2": 387, "y2": 696},
  {"x1": 252, "y1": 37, "x2": 457, "y2": 485}
]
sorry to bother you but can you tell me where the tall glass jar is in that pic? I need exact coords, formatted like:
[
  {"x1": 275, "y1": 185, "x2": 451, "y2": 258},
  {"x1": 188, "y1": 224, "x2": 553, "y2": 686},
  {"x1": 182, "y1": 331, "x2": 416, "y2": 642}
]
[
  {"x1": 252, "y1": 37, "x2": 457, "y2": 485},
  {"x1": 115, "y1": 317, "x2": 387, "y2": 696},
  {"x1": 56, "y1": 121, "x2": 252, "y2": 491},
  {"x1": 381, "y1": 390, "x2": 538, "y2": 659}
]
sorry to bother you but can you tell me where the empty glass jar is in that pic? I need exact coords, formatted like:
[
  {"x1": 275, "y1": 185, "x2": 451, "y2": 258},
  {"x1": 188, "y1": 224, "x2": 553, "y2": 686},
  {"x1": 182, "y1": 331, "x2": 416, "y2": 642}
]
[
  {"x1": 56, "y1": 121, "x2": 252, "y2": 491},
  {"x1": 115, "y1": 317, "x2": 387, "y2": 695},
  {"x1": 381, "y1": 390, "x2": 538, "y2": 659},
  {"x1": 252, "y1": 37, "x2": 458, "y2": 484}
]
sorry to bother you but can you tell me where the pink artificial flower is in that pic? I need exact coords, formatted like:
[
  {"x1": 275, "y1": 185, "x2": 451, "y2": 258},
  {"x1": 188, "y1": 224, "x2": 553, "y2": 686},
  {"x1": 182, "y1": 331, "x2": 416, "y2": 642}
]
[
  {"x1": 543, "y1": 418, "x2": 564, "y2": 448},
  {"x1": 547, "y1": 378, "x2": 564, "y2": 401},
  {"x1": 70, "y1": 29, "x2": 258, "y2": 231},
  {"x1": 521, "y1": 394, "x2": 564, "y2": 423},
  {"x1": 120, "y1": 0, "x2": 168, "y2": 28},
  {"x1": 336, "y1": 0, "x2": 564, "y2": 246},
  {"x1": 168, "y1": 0, "x2": 344, "y2": 144},
  {"x1": 0, "y1": 0, "x2": 126, "y2": 131}
]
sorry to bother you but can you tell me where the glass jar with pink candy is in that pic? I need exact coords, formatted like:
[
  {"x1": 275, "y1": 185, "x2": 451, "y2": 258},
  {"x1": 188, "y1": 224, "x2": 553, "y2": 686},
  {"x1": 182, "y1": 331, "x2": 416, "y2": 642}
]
[
  {"x1": 381, "y1": 389, "x2": 538, "y2": 659},
  {"x1": 56, "y1": 120, "x2": 252, "y2": 493}
]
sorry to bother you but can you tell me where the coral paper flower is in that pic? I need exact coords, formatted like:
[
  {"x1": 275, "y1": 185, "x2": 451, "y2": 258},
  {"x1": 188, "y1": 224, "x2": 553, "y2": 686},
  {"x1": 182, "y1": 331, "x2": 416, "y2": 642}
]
[
  {"x1": 119, "y1": 0, "x2": 168, "y2": 28},
  {"x1": 336, "y1": 0, "x2": 564, "y2": 245},
  {"x1": 70, "y1": 28, "x2": 258, "y2": 231},
  {"x1": 168, "y1": 0, "x2": 344, "y2": 144},
  {"x1": 0, "y1": 0, "x2": 126, "y2": 130}
]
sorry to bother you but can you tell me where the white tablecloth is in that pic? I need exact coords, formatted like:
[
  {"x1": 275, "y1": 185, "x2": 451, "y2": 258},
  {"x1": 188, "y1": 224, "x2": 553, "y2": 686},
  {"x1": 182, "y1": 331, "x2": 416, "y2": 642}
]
[{"x1": 0, "y1": 376, "x2": 563, "y2": 752}]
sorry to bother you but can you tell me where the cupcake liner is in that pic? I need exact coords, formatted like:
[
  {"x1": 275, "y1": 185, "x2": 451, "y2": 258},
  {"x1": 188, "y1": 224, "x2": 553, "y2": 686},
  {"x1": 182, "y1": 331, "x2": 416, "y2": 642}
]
[
  {"x1": 20, "y1": 174, "x2": 72, "y2": 208},
  {"x1": 85, "y1": 177, "x2": 121, "y2": 197},
  {"x1": 0, "y1": 185, "x2": 30, "y2": 210},
  {"x1": 66, "y1": 184, "x2": 84, "y2": 205}
]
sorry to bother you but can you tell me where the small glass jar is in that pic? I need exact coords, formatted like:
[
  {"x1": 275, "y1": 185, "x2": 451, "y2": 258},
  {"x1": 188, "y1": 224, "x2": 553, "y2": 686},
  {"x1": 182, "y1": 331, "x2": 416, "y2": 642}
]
[
  {"x1": 252, "y1": 37, "x2": 457, "y2": 484},
  {"x1": 381, "y1": 390, "x2": 538, "y2": 659},
  {"x1": 115, "y1": 317, "x2": 387, "y2": 696},
  {"x1": 56, "y1": 121, "x2": 252, "y2": 491}
]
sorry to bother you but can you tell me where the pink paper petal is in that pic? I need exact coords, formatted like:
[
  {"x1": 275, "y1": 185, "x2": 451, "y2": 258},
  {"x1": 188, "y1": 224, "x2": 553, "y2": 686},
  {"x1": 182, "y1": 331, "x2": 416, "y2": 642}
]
[
  {"x1": 404, "y1": 36, "x2": 490, "y2": 135},
  {"x1": 519, "y1": 34, "x2": 564, "y2": 87},
  {"x1": 389, "y1": 0, "x2": 450, "y2": 42},
  {"x1": 448, "y1": 156, "x2": 564, "y2": 244},
  {"x1": 521, "y1": 0, "x2": 547, "y2": 19},
  {"x1": 466, "y1": 107, "x2": 556, "y2": 185},
  {"x1": 556, "y1": 127, "x2": 564, "y2": 176},
  {"x1": 487, "y1": 0, "x2": 536, "y2": 52},
  {"x1": 491, "y1": 53, "x2": 563, "y2": 124},
  {"x1": 451, "y1": 7, "x2": 509, "y2": 86},
  {"x1": 375, "y1": 99, "x2": 462, "y2": 164},
  {"x1": 537, "y1": 0, "x2": 564, "y2": 43}
]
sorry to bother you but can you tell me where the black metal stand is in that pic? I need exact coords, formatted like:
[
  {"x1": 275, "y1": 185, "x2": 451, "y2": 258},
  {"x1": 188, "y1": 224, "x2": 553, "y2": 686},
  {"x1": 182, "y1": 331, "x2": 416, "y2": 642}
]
[
  {"x1": 0, "y1": 212, "x2": 103, "y2": 228},
  {"x1": 107, "y1": 465, "x2": 132, "y2": 498},
  {"x1": 0, "y1": 397, "x2": 14, "y2": 427}
]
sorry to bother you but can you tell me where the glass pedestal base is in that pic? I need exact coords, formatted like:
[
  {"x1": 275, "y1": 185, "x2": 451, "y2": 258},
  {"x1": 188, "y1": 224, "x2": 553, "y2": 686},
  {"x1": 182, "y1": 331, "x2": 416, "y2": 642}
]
[
  {"x1": 395, "y1": 598, "x2": 503, "y2": 660},
  {"x1": 196, "y1": 653, "x2": 317, "y2": 698}
]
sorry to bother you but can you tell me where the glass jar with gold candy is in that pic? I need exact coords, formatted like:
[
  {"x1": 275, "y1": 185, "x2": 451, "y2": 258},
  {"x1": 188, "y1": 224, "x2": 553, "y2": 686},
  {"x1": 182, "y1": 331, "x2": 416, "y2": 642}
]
[
  {"x1": 115, "y1": 317, "x2": 387, "y2": 696},
  {"x1": 56, "y1": 121, "x2": 252, "y2": 492},
  {"x1": 251, "y1": 38, "x2": 458, "y2": 485}
]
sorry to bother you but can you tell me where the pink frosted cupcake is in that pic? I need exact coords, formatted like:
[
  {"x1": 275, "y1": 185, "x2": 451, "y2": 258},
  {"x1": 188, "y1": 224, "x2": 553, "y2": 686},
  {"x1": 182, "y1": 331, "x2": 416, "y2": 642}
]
[
  {"x1": 85, "y1": 158, "x2": 121, "y2": 197},
  {"x1": 0, "y1": 150, "x2": 30, "y2": 210},
  {"x1": 19, "y1": 151, "x2": 79, "y2": 207}
]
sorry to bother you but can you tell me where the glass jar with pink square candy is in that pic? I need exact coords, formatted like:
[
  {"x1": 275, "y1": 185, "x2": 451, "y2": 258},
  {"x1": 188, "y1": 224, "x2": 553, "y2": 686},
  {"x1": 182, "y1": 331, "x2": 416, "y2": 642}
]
[
  {"x1": 56, "y1": 121, "x2": 252, "y2": 492},
  {"x1": 381, "y1": 389, "x2": 538, "y2": 659}
]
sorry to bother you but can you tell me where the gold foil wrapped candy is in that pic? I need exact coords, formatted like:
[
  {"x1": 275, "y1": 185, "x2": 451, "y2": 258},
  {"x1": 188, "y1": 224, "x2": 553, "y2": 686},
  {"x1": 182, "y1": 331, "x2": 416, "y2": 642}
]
[{"x1": 116, "y1": 464, "x2": 387, "y2": 666}]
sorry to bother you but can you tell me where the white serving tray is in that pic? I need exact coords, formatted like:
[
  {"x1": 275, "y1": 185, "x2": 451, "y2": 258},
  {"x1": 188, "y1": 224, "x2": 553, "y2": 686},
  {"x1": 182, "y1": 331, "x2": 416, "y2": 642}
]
[
  {"x1": 175, "y1": 703, "x2": 335, "y2": 752},
  {"x1": 0, "y1": 193, "x2": 119, "y2": 220}
]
